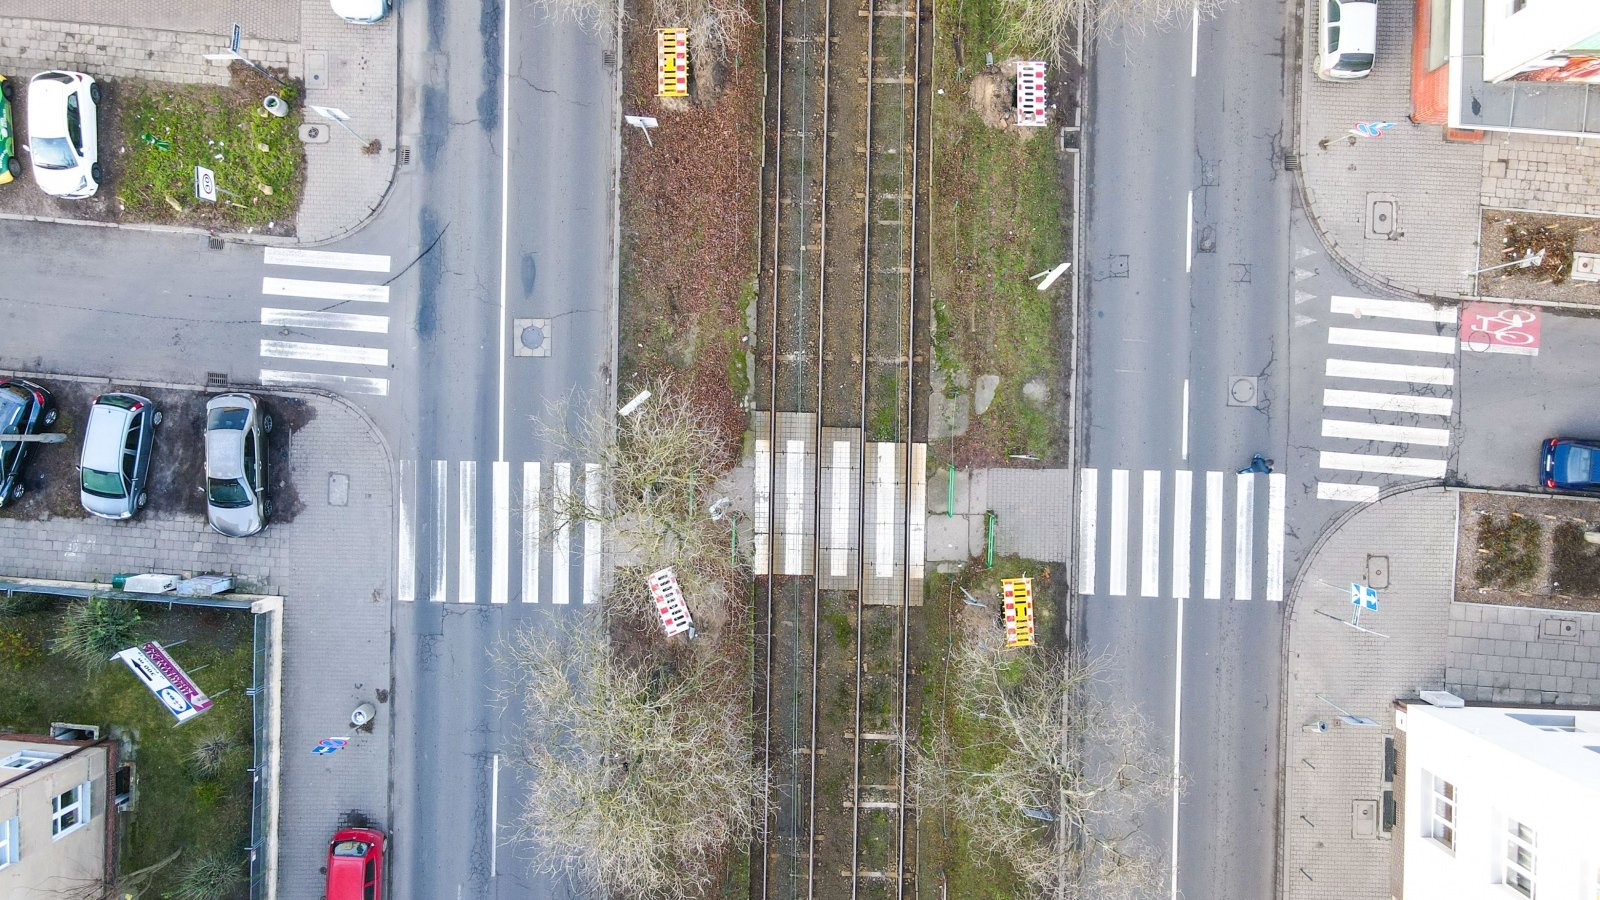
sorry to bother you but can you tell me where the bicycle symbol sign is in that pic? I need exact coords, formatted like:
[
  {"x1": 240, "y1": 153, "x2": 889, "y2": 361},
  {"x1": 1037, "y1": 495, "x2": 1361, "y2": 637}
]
[
  {"x1": 311, "y1": 737, "x2": 348, "y2": 756},
  {"x1": 1461, "y1": 302, "x2": 1540, "y2": 356}
]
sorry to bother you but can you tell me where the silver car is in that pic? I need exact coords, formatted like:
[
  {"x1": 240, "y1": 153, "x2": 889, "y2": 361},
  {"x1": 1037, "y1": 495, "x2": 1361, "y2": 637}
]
[
  {"x1": 78, "y1": 393, "x2": 159, "y2": 519},
  {"x1": 204, "y1": 393, "x2": 272, "y2": 537}
]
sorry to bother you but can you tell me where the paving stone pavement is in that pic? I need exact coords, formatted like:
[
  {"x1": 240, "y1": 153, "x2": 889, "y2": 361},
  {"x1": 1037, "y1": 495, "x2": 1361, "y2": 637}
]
[
  {"x1": 0, "y1": 389, "x2": 393, "y2": 900},
  {"x1": 1480, "y1": 133, "x2": 1600, "y2": 219},
  {"x1": 1446, "y1": 601, "x2": 1600, "y2": 706},
  {"x1": 0, "y1": 2, "x2": 396, "y2": 243},
  {"x1": 2, "y1": 0, "x2": 299, "y2": 43},
  {"x1": 926, "y1": 467, "x2": 1071, "y2": 564}
]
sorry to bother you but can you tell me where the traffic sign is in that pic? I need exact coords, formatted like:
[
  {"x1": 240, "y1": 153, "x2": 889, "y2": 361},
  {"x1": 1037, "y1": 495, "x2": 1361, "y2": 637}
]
[
  {"x1": 311, "y1": 737, "x2": 348, "y2": 756},
  {"x1": 231, "y1": 23, "x2": 242, "y2": 53},
  {"x1": 1350, "y1": 582, "x2": 1378, "y2": 611},
  {"x1": 194, "y1": 166, "x2": 217, "y2": 203}
]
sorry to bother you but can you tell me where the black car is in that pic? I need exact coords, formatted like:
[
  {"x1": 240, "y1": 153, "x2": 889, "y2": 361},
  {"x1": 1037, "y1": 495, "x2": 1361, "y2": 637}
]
[
  {"x1": 1541, "y1": 438, "x2": 1600, "y2": 491},
  {"x1": 0, "y1": 379, "x2": 57, "y2": 506}
]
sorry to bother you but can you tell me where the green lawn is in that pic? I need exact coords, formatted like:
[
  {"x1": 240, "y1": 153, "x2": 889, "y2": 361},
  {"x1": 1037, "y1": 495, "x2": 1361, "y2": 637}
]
[
  {"x1": 0, "y1": 596, "x2": 255, "y2": 896},
  {"x1": 116, "y1": 70, "x2": 304, "y2": 229},
  {"x1": 931, "y1": 0, "x2": 1066, "y2": 465}
]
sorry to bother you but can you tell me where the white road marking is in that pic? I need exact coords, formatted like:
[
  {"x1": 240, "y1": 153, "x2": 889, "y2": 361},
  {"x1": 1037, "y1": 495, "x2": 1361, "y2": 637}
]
[
  {"x1": 490, "y1": 753, "x2": 501, "y2": 877},
  {"x1": 259, "y1": 339, "x2": 388, "y2": 367},
  {"x1": 1204, "y1": 472, "x2": 1223, "y2": 600},
  {"x1": 1078, "y1": 468, "x2": 1098, "y2": 594},
  {"x1": 1328, "y1": 326, "x2": 1456, "y2": 354},
  {"x1": 1331, "y1": 295, "x2": 1455, "y2": 323},
  {"x1": 754, "y1": 440, "x2": 771, "y2": 575},
  {"x1": 458, "y1": 461, "x2": 478, "y2": 602},
  {"x1": 786, "y1": 440, "x2": 807, "y2": 576},
  {"x1": 1322, "y1": 419, "x2": 1451, "y2": 446},
  {"x1": 1141, "y1": 470, "x2": 1161, "y2": 598},
  {"x1": 1325, "y1": 358, "x2": 1455, "y2": 385},
  {"x1": 830, "y1": 441, "x2": 850, "y2": 577},
  {"x1": 397, "y1": 460, "x2": 415, "y2": 603},
  {"x1": 1171, "y1": 470, "x2": 1192, "y2": 600},
  {"x1": 1181, "y1": 379, "x2": 1190, "y2": 460},
  {"x1": 430, "y1": 461, "x2": 447, "y2": 603},
  {"x1": 1234, "y1": 473, "x2": 1254, "y2": 601},
  {"x1": 258, "y1": 369, "x2": 390, "y2": 396},
  {"x1": 1318, "y1": 481, "x2": 1381, "y2": 502},
  {"x1": 261, "y1": 276, "x2": 389, "y2": 303},
  {"x1": 1170, "y1": 593, "x2": 1186, "y2": 900},
  {"x1": 1323, "y1": 388, "x2": 1452, "y2": 417},
  {"x1": 1109, "y1": 469, "x2": 1129, "y2": 596},
  {"x1": 1185, "y1": 191, "x2": 1194, "y2": 274},
  {"x1": 1190, "y1": 4, "x2": 1199, "y2": 77},
  {"x1": 1266, "y1": 473, "x2": 1285, "y2": 603},
  {"x1": 497, "y1": 0, "x2": 512, "y2": 464},
  {"x1": 261, "y1": 307, "x2": 389, "y2": 334},
  {"x1": 522, "y1": 462, "x2": 540, "y2": 603},
  {"x1": 552, "y1": 463, "x2": 571, "y2": 605},
  {"x1": 490, "y1": 462, "x2": 510, "y2": 604},
  {"x1": 909, "y1": 443, "x2": 927, "y2": 581},
  {"x1": 584, "y1": 463, "x2": 602, "y2": 604},
  {"x1": 263, "y1": 246, "x2": 392, "y2": 272},
  {"x1": 1319, "y1": 451, "x2": 1448, "y2": 478},
  {"x1": 875, "y1": 443, "x2": 895, "y2": 578}
]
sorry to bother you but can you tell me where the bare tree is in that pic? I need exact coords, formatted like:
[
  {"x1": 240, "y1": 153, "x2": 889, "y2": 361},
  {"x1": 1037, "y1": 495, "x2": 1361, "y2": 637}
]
[
  {"x1": 914, "y1": 622, "x2": 1173, "y2": 899},
  {"x1": 498, "y1": 616, "x2": 765, "y2": 898},
  {"x1": 1006, "y1": 0, "x2": 1235, "y2": 65},
  {"x1": 653, "y1": 0, "x2": 754, "y2": 63},
  {"x1": 525, "y1": 0, "x2": 618, "y2": 37}
]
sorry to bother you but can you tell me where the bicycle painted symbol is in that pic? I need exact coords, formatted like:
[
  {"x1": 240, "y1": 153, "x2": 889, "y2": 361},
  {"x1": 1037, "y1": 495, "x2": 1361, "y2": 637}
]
[
  {"x1": 1350, "y1": 121, "x2": 1397, "y2": 138},
  {"x1": 311, "y1": 737, "x2": 348, "y2": 756},
  {"x1": 1461, "y1": 302, "x2": 1540, "y2": 355}
]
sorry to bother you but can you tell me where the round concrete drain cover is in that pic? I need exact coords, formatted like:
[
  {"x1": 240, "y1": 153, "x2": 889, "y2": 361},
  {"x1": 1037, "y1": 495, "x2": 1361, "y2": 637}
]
[
  {"x1": 1228, "y1": 376, "x2": 1259, "y2": 407},
  {"x1": 520, "y1": 323, "x2": 546, "y2": 351}
]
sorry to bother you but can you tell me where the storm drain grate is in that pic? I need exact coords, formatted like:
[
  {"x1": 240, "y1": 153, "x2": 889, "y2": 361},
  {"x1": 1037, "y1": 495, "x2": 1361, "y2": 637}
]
[
  {"x1": 208, "y1": 236, "x2": 225, "y2": 250},
  {"x1": 398, "y1": 145, "x2": 412, "y2": 167}
]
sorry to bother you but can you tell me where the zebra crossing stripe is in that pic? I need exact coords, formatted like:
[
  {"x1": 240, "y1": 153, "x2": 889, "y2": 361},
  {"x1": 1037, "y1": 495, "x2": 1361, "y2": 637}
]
[
  {"x1": 584, "y1": 463, "x2": 603, "y2": 605},
  {"x1": 1171, "y1": 470, "x2": 1192, "y2": 600},
  {"x1": 259, "y1": 369, "x2": 390, "y2": 397},
  {"x1": 753, "y1": 441, "x2": 771, "y2": 575},
  {"x1": 1318, "y1": 481, "x2": 1381, "y2": 502},
  {"x1": 1324, "y1": 358, "x2": 1454, "y2": 385},
  {"x1": 263, "y1": 247, "x2": 392, "y2": 272},
  {"x1": 552, "y1": 463, "x2": 572, "y2": 605},
  {"x1": 1328, "y1": 326, "x2": 1455, "y2": 354},
  {"x1": 259, "y1": 339, "x2": 388, "y2": 367},
  {"x1": 491, "y1": 462, "x2": 510, "y2": 605},
  {"x1": 522, "y1": 462, "x2": 540, "y2": 603},
  {"x1": 1322, "y1": 419, "x2": 1451, "y2": 447},
  {"x1": 1140, "y1": 470, "x2": 1161, "y2": 598},
  {"x1": 1266, "y1": 474, "x2": 1286, "y2": 603},
  {"x1": 1323, "y1": 388, "x2": 1452, "y2": 417},
  {"x1": 458, "y1": 462, "x2": 478, "y2": 603},
  {"x1": 260, "y1": 307, "x2": 390, "y2": 334},
  {"x1": 874, "y1": 443, "x2": 895, "y2": 579},
  {"x1": 1108, "y1": 469, "x2": 1129, "y2": 597},
  {"x1": 262, "y1": 276, "x2": 390, "y2": 304},
  {"x1": 1331, "y1": 295, "x2": 1455, "y2": 323},
  {"x1": 791, "y1": 441, "x2": 811, "y2": 577},
  {"x1": 397, "y1": 461, "x2": 416, "y2": 604},
  {"x1": 1320, "y1": 451, "x2": 1447, "y2": 478},
  {"x1": 1234, "y1": 474, "x2": 1254, "y2": 601},
  {"x1": 1078, "y1": 469, "x2": 1098, "y2": 595},
  {"x1": 830, "y1": 441, "x2": 851, "y2": 578},
  {"x1": 430, "y1": 461, "x2": 447, "y2": 603},
  {"x1": 1204, "y1": 472, "x2": 1223, "y2": 600}
]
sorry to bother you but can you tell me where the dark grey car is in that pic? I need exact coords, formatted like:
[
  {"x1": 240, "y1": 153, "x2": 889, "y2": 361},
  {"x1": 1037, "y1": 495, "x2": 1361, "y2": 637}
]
[
  {"x1": 0, "y1": 379, "x2": 57, "y2": 507},
  {"x1": 78, "y1": 392, "x2": 159, "y2": 519},
  {"x1": 204, "y1": 393, "x2": 272, "y2": 537}
]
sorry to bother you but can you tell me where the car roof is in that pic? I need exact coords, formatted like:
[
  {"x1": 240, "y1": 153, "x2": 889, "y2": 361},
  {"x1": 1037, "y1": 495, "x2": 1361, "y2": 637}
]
[
  {"x1": 1336, "y1": 1, "x2": 1378, "y2": 52},
  {"x1": 206, "y1": 430, "x2": 245, "y2": 479},
  {"x1": 26, "y1": 75, "x2": 74, "y2": 138},
  {"x1": 81, "y1": 402, "x2": 130, "y2": 471}
]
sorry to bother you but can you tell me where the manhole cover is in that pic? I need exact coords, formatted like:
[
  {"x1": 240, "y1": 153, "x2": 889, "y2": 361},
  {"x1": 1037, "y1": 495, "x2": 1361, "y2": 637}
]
[
  {"x1": 520, "y1": 324, "x2": 546, "y2": 350},
  {"x1": 1227, "y1": 376, "x2": 1258, "y2": 407},
  {"x1": 1365, "y1": 193, "x2": 1399, "y2": 240},
  {"x1": 514, "y1": 318, "x2": 552, "y2": 357}
]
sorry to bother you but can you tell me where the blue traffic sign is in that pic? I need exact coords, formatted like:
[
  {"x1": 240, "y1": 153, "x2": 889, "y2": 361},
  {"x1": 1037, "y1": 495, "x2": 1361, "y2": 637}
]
[
  {"x1": 1350, "y1": 582, "x2": 1379, "y2": 611},
  {"x1": 311, "y1": 737, "x2": 348, "y2": 756}
]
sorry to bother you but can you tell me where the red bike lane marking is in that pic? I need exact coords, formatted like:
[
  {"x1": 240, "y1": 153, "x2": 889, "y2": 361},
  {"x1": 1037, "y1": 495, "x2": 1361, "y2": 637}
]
[{"x1": 1461, "y1": 301, "x2": 1541, "y2": 356}]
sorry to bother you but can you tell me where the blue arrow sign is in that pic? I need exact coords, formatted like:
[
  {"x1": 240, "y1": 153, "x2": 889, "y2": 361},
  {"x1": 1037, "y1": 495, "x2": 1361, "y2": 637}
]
[{"x1": 1350, "y1": 582, "x2": 1379, "y2": 611}]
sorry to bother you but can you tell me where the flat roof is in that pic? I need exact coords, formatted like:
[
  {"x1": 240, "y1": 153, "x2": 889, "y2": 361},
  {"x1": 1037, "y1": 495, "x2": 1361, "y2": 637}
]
[{"x1": 1451, "y1": 0, "x2": 1600, "y2": 136}]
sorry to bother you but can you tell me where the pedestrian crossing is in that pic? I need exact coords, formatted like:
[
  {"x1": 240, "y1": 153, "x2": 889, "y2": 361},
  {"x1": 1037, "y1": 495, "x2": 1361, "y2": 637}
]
[
  {"x1": 257, "y1": 247, "x2": 395, "y2": 397},
  {"x1": 1313, "y1": 295, "x2": 1456, "y2": 502},
  {"x1": 1078, "y1": 468, "x2": 1286, "y2": 602},
  {"x1": 395, "y1": 459, "x2": 604, "y2": 605}
]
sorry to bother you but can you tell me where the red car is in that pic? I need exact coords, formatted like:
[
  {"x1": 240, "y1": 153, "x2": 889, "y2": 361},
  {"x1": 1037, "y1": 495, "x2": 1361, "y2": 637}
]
[{"x1": 326, "y1": 827, "x2": 385, "y2": 900}]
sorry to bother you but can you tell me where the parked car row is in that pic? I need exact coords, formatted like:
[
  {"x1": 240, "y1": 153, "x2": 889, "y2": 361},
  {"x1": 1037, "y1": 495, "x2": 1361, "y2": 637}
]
[
  {"x1": 0, "y1": 379, "x2": 274, "y2": 535},
  {"x1": 0, "y1": 70, "x2": 101, "y2": 198}
]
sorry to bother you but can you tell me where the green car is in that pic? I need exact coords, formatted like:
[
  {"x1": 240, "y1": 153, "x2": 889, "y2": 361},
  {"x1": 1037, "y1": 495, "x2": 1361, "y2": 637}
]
[{"x1": 0, "y1": 74, "x2": 16, "y2": 184}]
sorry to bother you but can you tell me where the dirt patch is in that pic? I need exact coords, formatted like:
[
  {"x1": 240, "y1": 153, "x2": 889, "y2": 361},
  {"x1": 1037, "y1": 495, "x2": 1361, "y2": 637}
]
[
  {"x1": 1477, "y1": 209, "x2": 1600, "y2": 305},
  {"x1": 1456, "y1": 489, "x2": 1600, "y2": 612},
  {"x1": 967, "y1": 59, "x2": 1052, "y2": 133}
]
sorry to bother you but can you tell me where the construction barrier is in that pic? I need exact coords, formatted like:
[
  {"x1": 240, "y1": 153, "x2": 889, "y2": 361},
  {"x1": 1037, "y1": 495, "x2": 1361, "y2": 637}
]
[
  {"x1": 1016, "y1": 60, "x2": 1047, "y2": 127},
  {"x1": 658, "y1": 28, "x2": 690, "y2": 98},
  {"x1": 1002, "y1": 577, "x2": 1036, "y2": 648},
  {"x1": 648, "y1": 566, "x2": 695, "y2": 637}
]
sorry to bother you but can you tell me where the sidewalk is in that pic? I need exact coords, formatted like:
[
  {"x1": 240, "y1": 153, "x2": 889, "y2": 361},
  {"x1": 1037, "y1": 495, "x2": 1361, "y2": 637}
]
[
  {"x1": 1279, "y1": 486, "x2": 1600, "y2": 900},
  {"x1": 0, "y1": 0, "x2": 396, "y2": 243},
  {"x1": 1296, "y1": 0, "x2": 1600, "y2": 300},
  {"x1": 926, "y1": 467, "x2": 1072, "y2": 565},
  {"x1": 0, "y1": 384, "x2": 394, "y2": 899}
]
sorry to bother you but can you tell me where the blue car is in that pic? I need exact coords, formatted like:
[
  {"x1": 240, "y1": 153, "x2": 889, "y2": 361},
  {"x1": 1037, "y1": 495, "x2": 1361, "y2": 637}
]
[{"x1": 1541, "y1": 438, "x2": 1600, "y2": 491}]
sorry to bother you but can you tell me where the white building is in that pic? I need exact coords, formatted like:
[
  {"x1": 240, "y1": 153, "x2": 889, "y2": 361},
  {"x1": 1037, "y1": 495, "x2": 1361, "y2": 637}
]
[{"x1": 1397, "y1": 702, "x2": 1600, "y2": 899}]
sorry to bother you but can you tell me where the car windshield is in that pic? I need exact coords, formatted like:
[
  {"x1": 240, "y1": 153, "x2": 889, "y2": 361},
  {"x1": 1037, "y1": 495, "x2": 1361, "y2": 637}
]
[
  {"x1": 207, "y1": 407, "x2": 249, "y2": 430},
  {"x1": 208, "y1": 477, "x2": 252, "y2": 509},
  {"x1": 31, "y1": 135, "x2": 76, "y2": 170},
  {"x1": 332, "y1": 840, "x2": 371, "y2": 857},
  {"x1": 1562, "y1": 445, "x2": 1597, "y2": 484},
  {"x1": 81, "y1": 467, "x2": 125, "y2": 498},
  {"x1": 1336, "y1": 53, "x2": 1374, "y2": 71},
  {"x1": 0, "y1": 391, "x2": 25, "y2": 433}
]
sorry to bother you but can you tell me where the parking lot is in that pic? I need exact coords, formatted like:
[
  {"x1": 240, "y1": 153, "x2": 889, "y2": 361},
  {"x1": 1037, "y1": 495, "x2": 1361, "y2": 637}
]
[{"x1": 1456, "y1": 306, "x2": 1600, "y2": 490}]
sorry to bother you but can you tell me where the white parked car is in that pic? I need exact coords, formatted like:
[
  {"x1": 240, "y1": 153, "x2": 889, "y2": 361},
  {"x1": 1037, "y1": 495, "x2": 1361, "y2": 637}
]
[
  {"x1": 1317, "y1": 0, "x2": 1377, "y2": 81},
  {"x1": 330, "y1": 0, "x2": 392, "y2": 24},
  {"x1": 27, "y1": 70, "x2": 100, "y2": 198}
]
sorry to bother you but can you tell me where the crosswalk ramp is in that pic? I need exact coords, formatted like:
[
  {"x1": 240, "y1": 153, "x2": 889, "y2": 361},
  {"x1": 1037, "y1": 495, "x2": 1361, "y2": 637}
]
[
  {"x1": 1077, "y1": 468, "x2": 1286, "y2": 602},
  {"x1": 1313, "y1": 295, "x2": 1457, "y2": 502},
  {"x1": 396, "y1": 460, "x2": 604, "y2": 604},
  {"x1": 258, "y1": 247, "x2": 394, "y2": 397}
]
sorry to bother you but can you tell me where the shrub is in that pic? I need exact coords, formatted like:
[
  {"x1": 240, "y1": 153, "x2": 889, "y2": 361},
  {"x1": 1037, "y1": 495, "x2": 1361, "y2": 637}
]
[
  {"x1": 0, "y1": 626, "x2": 43, "y2": 669},
  {"x1": 1474, "y1": 513, "x2": 1542, "y2": 590},
  {"x1": 187, "y1": 734, "x2": 240, "y2": 778},
  {"x1": 50, "y1": 597, "x2": 143, "y2": 669},
  {"x1": 168, "y1": 851, "x2": 245, "y2": 900}
]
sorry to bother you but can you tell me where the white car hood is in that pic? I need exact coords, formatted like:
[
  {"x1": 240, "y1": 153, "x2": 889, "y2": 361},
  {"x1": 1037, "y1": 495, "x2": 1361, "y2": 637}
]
[{"x1": 330, "y1": 0, "x2": 386, "y2": 21}]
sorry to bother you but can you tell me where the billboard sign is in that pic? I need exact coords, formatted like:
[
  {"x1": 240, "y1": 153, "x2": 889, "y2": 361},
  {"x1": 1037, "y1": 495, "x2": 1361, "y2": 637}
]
[{"x1": 113, "y1": 641, "x2": 214, "y2": 724}]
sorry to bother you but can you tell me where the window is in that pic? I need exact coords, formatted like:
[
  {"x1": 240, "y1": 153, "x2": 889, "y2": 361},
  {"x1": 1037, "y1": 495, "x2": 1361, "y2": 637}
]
[
  {"x1": 1426, "y1": 773, "x2": 1456, "y2": 850},
  {"x1": 0, "y1": 750, "x2": 60, "y2": 771},
  {"x1": 0, "y1": 816, "x2": 17, "y2": 868},
  {"x1": 1504, "y1": 818, "x2": 1536, "y2": 897},
  {"x1": 51, "y1": 781, "x2": 90, "y2": 838},
  {"x1": 1509, "y1": 713, "x2": 1577, "y2": 732}
]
